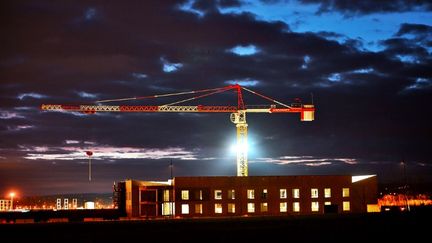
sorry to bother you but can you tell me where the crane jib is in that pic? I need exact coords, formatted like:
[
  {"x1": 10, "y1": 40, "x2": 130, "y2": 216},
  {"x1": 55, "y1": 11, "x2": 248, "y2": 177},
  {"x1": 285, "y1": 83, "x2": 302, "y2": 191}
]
[
  {"x1": 40, "y1": 105, "x2": 240, "y2": 113},
  {"x1": 40, "y1": 84, "x2": 315, "y2": 177}
]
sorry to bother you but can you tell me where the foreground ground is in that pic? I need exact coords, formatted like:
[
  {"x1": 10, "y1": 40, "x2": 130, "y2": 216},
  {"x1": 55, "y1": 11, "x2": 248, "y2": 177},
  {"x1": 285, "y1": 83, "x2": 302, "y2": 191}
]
[{"x1": 1, "y1": 210, "x2": 429, "y2": 242}]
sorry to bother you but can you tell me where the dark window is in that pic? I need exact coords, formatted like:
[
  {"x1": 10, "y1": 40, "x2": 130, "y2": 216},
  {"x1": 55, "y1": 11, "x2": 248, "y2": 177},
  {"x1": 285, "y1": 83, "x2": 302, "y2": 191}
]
[{"x1": 261, "y1": 189, "x2": 268, "y2": 199}]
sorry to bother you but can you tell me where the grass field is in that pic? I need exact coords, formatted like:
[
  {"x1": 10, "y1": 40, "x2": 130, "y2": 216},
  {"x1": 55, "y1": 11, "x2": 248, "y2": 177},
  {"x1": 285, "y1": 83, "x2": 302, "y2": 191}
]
[{"x1": 1, "y1": 210, "x2": 429, "y2": 242}]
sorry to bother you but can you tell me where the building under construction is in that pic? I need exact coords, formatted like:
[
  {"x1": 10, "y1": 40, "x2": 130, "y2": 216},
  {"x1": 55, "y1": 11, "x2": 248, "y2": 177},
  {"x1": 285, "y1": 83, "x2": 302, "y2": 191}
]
[{"x1": 116, "y1": 174, "x2": 378, "y2": 218}]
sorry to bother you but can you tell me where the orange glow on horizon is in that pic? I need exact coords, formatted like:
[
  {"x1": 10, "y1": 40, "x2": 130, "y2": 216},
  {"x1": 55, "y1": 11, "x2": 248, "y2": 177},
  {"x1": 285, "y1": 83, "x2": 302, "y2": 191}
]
[{"x1": 378, "y1": 194, "x2": 432, "y2": 207}]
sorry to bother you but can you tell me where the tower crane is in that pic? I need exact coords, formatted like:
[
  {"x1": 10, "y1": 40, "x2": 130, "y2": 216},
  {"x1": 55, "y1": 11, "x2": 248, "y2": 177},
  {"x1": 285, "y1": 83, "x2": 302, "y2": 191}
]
[{"x1": 41, "y1": 84, "x2": 315, "y2": 176}]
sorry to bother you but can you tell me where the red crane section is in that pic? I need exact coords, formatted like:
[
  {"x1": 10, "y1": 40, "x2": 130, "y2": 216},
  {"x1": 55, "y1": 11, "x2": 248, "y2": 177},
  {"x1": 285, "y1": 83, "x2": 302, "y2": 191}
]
[
  {"x1": 41, "y1": 84, "x2": 315, "y2": 176},
  {"x1": 41, "y1": 84, "x2": 314, "y2": 120}
]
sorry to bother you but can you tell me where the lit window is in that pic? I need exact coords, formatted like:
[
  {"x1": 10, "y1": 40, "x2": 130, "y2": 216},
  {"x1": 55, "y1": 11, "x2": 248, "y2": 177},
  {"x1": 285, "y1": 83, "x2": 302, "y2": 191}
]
[
  {"x1": 311, "y1": 202, "x2": 319, "y2": 212},
  {"x1": 261, "y1": 189, "x2": 268, "y2": 199},
  {"x1": 247, "y1": 189, "x2": 255, "y2": 199},
  {"x1": 280, "y1": 189, "x2": 287, "y2": 199},
  {"x1": 162, "y1": 202, "x2": 173, "y2": 215},
  {"x1": 228, "y1": 189, "x2": 235, "y2": 200},
  {"x1": 293, "y1": 188, "x2": 300, "y2": 198},
  {"x1": 228, "y1": 203, "x2": 235, "y2": 213},
  {"x1": 181, "y1": 204, "x2": 189, "y2": 214},
  {"x1": 247, "y1": 203, "x2": 255, "y2": 213},
  {"x1": 324, "y1": 201, "x2": 331, "y2": 205},
  {"x1": 195, "y1": 204, "x2": 203, "y2": 214},
  {"x1": 260, "y1": 202, "x2": 268, "y2": 212},
  {"x1": 195, "y1": 190, "x2": 203, "y2": 200},
  {"x1": 215, "y1": 190, "x2": 222, "y2": 200},
  {"x1": 343, "y1": 188, "x2": 350, "y2": 197},
  {"x1": 311, "y1": 188, "x2": 319, "y2": 198},
  {"x1": 181, "y1": 190, "x2": 189, "y2": 200},
  {"x1": 293, "y1": 202, "x2": 300, "y2": 212},
  {"x1": 280, "y1": 202, "x2": 287, "y2": 212},
  {"x1": 215, "y1": 203, "x2": 223, "y2": 214},
  {"x1": 343, "y1": 201, "x2": 350, "y2": 211},
  {"x1": 324, "y1": 188, "x2": 331, "y2": 198},
  {"x1": 163, "y1": 190, "x2": 170, "y2": 201}
]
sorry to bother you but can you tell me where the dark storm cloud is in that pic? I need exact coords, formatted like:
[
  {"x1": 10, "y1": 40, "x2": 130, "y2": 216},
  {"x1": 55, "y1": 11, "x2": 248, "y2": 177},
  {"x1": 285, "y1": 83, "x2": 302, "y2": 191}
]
[
  {"x1": 381, "y1": 37, "x2": 430, "y2": 62},
  {"x1": 1, "y1": 0, "x2": 287, "y2": 97},
  {"x1": 299, "y1": 0, "x2": 432, "y2": 15},
  {"x1": 191, "y1": 0, "x2": 242, "y2": 12},
  {"x1": 1, "y1": 0, "x2": 431, "y2": 194},
  {"x1": 397, "y1": 23, "x2": 432, "y2": 37},
  {"x1": 219, "y1": 0, "x2": 243, "y2": 8},
  {"x1": 380, "y1": 23, "x2": 432, "y2": 67},
  {"x1": 396, "y1": 23, "x2": 432, "y2": 48}
]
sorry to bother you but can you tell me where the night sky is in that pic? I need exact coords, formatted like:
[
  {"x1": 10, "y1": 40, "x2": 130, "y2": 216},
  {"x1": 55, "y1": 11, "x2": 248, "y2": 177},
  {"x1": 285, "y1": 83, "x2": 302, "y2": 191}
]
[{"x1": 1, "y1": 0, "x2": 431, "y2": 196}]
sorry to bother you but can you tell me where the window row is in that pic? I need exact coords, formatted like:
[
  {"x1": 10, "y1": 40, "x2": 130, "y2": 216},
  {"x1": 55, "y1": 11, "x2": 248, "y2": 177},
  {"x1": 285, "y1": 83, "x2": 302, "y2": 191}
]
[
  {"x1": 286, "y1": 188, "x2": 350, "y2": 199},
  {"x1": 179, "y1": 188, "x2": 350, "y2": 200},
  {"x1": 179, "y1": 190, "x2": 203, "y2": 201},
  {"x1": 178, "y1": 201, "x2": 351, "y2": 214}
]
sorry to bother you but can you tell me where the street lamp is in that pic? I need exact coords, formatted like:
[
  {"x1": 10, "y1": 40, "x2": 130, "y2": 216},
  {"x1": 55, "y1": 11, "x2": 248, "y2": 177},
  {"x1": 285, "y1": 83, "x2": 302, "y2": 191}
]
[
  {"x1": 86, "y1": 151, "x2": 93, "y2": 181},
  {"x1": 400, "y1": 160, "x2": 410, "y2": 212},
  {"x1": 9, "y1": 192, "x2": 15, "y2": 211}
]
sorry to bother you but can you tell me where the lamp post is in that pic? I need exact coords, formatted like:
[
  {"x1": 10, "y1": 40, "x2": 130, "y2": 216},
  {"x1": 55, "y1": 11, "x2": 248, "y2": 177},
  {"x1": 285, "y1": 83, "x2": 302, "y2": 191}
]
[
  {"x1": 170, "y1": 160, "x2": 173, "y2": 180},
  {"x1": 401, "y1": 160, "x2": 410, "y2": 212},
  {"x1": 9, "y1": 192, "x2": 15, "y2": 211},
  {"x1": 86, "y1": 151, "x2": 93, "y2": 181}
]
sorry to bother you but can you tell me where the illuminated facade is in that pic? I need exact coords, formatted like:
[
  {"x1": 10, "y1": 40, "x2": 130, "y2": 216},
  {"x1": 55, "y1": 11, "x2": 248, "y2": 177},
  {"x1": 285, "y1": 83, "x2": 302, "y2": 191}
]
[
  {"x1": 0, "y1": 199, "x2": 12, "y2": 211},
  {"x1": 119, "y1": 175, "x2": 377, "y2": 218}
]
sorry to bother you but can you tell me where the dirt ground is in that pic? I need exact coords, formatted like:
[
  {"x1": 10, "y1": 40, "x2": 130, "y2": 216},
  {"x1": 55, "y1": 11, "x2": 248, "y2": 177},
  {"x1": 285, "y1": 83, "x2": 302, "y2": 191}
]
[{"x1": 1, "y1": 209, "x2": 430, "y2": 242}]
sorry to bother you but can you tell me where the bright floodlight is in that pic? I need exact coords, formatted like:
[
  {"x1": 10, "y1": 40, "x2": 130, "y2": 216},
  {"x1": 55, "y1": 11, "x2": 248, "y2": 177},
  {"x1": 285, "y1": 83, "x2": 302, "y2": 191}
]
[{"x1": 230, "y1": 141, "x2": 249, "y2": 154}]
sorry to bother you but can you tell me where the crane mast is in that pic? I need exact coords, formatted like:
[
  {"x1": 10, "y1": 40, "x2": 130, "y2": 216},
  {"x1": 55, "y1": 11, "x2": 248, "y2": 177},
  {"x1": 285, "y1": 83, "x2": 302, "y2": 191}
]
[
  {"x1": 41, "y1": 84, "x2": 315, "y2": 177},
  {"x1": 230, "y1": 110, "x2": 248, "y2": 176}
]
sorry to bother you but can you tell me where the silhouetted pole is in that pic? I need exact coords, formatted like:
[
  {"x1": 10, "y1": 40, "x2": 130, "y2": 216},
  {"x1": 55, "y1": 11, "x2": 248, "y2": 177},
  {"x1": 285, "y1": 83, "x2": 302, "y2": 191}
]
[
  {"x1": 170, "y1": 160, "x2": 173, "y2": 180},
  {"x1": 86, "y1": 151, "x2": 93, "y2": 181},
  {"x1": 401, "y1": 159, "x2": 410, "y2": 211}
]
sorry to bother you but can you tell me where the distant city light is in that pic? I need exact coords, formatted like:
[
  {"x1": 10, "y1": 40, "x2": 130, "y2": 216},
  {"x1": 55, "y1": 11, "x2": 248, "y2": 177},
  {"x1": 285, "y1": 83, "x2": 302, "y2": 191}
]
[{"x1": 85, "y1": 201, "x2": 95, "y2": 209}]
